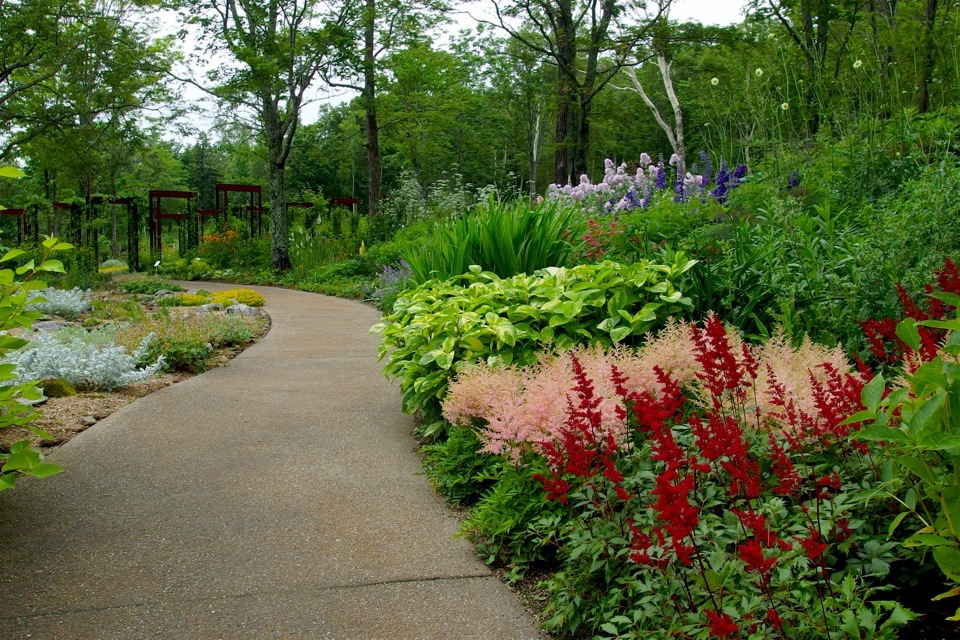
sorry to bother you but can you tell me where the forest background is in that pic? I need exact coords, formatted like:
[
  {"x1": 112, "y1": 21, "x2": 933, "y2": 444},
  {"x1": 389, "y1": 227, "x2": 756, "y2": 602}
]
[{"x1": 2, "y1": 0, "x2": 956, "y2": 238}]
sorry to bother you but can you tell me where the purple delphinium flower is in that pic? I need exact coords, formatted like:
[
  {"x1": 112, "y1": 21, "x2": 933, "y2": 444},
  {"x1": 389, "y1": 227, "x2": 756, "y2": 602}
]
[
  {"x1": 700, "y1": 151, "x2": 712, "y2": 191},
  {"x1": 641, "y1": 181, "x2": 652, "y2": 209},
  {"x1": 624, "y1": 188, "x2": 642, "y2": 210},
  {"x1": 711, "y1": 161, "x2": 730, "y2": 202},
  {"x1": 673, "y1": 175, "x2": 686, "y2": 203},
  {"x1": 733, "y1": 164, "x2": 747, "y2": 183},
  {"x1": 787, "y1": 170, "x2": 801, "y2": 190},
  {"x1": 655, "y1": 160, "x2": 667, "y2": 190}
]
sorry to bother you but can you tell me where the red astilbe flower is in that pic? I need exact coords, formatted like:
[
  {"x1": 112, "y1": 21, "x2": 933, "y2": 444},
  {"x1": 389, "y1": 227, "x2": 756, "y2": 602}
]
[
  {"x1": 533, "y1": 355, "x2": 630, "y2": 503},
  {"x1": 651, "y1": 469, "x2": 699, "y2": 540},
  {"x1": 767, "y1": 435, "x2": 801, "y2": 496},
  {"x1": 797, "y1": 527, "x2": 828, "y2": 562},
  {"x1": 860, "y1": 257, "x2": 960, "y2": 364},
  {"x1": 731, "y1": 508, "x2": 791, "y2": 552},
  {"x1": 705, "y1": 609, "x2": 739, "y2": 639},
  {"x1": 739, "y1": 538, "x2": 777, "y2": 575},
  {"x1": 691, "y1": 314, "x2": 751, "y2": 407}
]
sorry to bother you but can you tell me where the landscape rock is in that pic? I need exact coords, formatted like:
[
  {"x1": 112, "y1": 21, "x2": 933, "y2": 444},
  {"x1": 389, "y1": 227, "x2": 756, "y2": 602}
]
[
  {"x1": 67, "y1": 424, "x2": 88, "y2": 433},
  {"x1": 79, "y1": 415, "x2": 97, "y2": 427},
  {"x1": 226, "y1": 303, "x2": 259, "y2": 316},
  {"x1": 33, "y1": 320, "x2": 73, "y2": 333},
  {"x1": 200, "y1": 303, "x2": 224, "y2": 313}
]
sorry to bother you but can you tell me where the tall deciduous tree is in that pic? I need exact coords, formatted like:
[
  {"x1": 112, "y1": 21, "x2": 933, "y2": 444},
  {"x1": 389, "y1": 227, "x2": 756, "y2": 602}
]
[
  {"x1": 1, "y1": 0, "x2": 175, "y2": 162},
  {"x1": 325, "y1": 0, "x2": 445, "y2": 220},
  {"x1": 178, "y1": 0, "x2": 353, "y2": 270},
  {"x1": 489, "y1": 0, "x2": 668, "y2": 184}
]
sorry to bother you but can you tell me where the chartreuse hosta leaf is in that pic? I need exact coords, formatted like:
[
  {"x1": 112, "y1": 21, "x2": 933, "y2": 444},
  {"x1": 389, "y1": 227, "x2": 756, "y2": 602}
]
[{"x1": 372, "y1": 257, "x2": 693, "y2": 435}]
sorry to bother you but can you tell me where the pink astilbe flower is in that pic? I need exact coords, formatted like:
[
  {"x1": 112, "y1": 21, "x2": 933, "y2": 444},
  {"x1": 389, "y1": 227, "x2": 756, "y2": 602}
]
[
  {"x1": 442, "y1": 318, "x2": 869, "y2": 457},
  {"x1": 444, "y1": 347, "x2": 630, "y2": 457}
]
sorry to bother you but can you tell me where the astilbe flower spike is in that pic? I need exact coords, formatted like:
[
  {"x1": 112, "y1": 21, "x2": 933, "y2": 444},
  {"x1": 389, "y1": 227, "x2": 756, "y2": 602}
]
[
  {"x1": 532, "y1": 355, "x2": 630, "y2": 504},
  {"x1": 706, "y1": 609, "x2": 739, "y2": 639}
]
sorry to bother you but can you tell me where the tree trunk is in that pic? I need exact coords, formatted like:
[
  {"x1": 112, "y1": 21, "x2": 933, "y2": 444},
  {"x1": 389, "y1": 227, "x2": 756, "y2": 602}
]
[
  {"x1": 529, "y1": 107, "x2": 541, "y2": 197},
  {"x1": 918, "y1": 0, "x2": 938, "y2": 113},
  {"x1": 363, "y1": 0, "x2": 381, "y2": 221},
  {"x1": 553, "y1": 0, "x2": 576, "y2": 186},
  {"x1": 262, "y1": 94, "x2": 291, "y2": 271}
]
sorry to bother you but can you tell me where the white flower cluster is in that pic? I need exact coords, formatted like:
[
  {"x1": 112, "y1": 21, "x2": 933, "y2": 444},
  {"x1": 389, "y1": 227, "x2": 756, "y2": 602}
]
[
  {"x1": 27, "y1": 287, "x2": 92, "y2": 319},
  {"x1": 6, "y1": 333, "x2": 165, "y2": 391}
]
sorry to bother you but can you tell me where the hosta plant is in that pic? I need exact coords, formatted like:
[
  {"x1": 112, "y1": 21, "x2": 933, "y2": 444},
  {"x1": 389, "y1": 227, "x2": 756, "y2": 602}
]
[{"x1": 372, "y1": 257, "x2": 695, "y2": 436}]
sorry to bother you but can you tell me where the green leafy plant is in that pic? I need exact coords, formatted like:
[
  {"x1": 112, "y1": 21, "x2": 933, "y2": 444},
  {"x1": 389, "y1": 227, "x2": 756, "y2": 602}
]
[
  {"x1": 403, "y1": 198, "x2": 579, "y2": 284},
  {"x1": 116, "y1": 309, "x2": 265, "y2": 372},
  {"x1": 117, "y1": 277, "x2": 185, "y2": 295},
  {"x1": 0, "y1": 236, "x2": 73, "y2": 490},
  {"x1": 373, "y1": 257, "x2": 694, "y2": 436},
  {"x1": 851, "y1": 308, "x2": 960, "y2": 620}
]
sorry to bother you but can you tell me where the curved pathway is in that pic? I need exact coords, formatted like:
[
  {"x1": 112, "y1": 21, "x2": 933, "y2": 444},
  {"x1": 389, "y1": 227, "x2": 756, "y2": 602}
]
[{"x1": 0, "y1": 283, "x2": 544, "y2": 639}]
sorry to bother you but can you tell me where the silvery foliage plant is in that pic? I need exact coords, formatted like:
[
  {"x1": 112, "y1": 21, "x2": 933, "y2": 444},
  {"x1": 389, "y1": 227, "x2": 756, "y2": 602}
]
[
  {"x1": 27, "y1": 287, "x2": 92, "y2": 318},
  {"x1": 6, "y1": 333, "x2": 165, "y2": 391}
]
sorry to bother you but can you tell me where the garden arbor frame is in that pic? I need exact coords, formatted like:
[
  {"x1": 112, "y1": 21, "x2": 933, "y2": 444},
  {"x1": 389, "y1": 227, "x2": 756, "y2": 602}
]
[
  {"x1": 215, "y1": 183, "x2": 262, "y2": 238},
  {"x1": 149, "y1": 190, "x2": 196, "y2": 259},
  {"x1": 91, "y1": 196, "x2": 140, "y2": 272}
]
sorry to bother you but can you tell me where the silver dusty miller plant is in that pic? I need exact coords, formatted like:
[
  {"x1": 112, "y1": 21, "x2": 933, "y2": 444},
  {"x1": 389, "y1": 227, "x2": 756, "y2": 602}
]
[
  {"x1": 26, "y1": 287, "x2": 92, "y2": 319},
  {"x1": 6, "y1": 333, "x2": 164, "y2": 391}
]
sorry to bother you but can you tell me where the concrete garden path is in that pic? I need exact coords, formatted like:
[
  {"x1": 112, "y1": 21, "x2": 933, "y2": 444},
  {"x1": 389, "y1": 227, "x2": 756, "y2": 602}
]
[{"x1": 0, "y1": 283, "x2": 545, "y2": 639}]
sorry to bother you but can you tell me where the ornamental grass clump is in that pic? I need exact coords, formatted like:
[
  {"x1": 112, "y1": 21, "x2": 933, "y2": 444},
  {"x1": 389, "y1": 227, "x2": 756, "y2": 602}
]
[
  {"x1": 403, "y1": 197, "x2": 578, "y2": 284},
  {"x1": 445, "y1": 316, "x2": 913, "y2": 638}
]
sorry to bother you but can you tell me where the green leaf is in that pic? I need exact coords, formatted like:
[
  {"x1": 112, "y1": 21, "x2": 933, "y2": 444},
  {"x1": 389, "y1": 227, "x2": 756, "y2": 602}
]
[
  {"x1": 888, "y1": 511, "x2": 910, "y2": 537},
  {"x1": 862, "y1": 374, "x2": 885, "y2": 414},
  {"x1": 896, "y1": 455, "x2": 939, "y2": 485},
  {"x1": 14, "y1": 260, "x2": 35, "y2": 275},
  {"x1": 600, "y1": 622, "x2": 619, "y2": 636},
  {"x1": 29, "y1": 463, "x2": 62, "y2": 478},
  {"x1": 856, "y1": 424, "x2": 909, "y2": 443},
  {"x1": 0, "y1": 248, "x2": 25, "y2": 263},
  {"x1": 0, "y1": 166, "x2": 25, "y2": 179},
  {"x1": 2, "y1": 452, "x2": 33, "y2": 472},
  {"x1": 932, "y1": 546, "x2": 960, "y2": 582},
  {"x1": 909, "y1": 391, "x2": 946, "y2": 435},
  {"x1": 435, "y1": 351, "x2": 455, "y2": 370},
  {"x1": 610, "y1": 326, "x2": 631, "y2": 343},
  {"x1": 896, "y1": 318, "x2": 922, "y2": 352},
  {"x1": 38, "y1": 259, "x2": 66, "y2": 274}
]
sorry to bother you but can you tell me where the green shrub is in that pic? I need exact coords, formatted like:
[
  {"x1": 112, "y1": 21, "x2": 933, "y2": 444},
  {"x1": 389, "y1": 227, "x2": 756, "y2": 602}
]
[
  {"x1": 458, "y1": 455, "x2": 566, "y2": 576},
  {"x1": 373, "y1": 257, "x2": 694, "y2": 436},
  {"x1": 117, "y1": 277, "x2": 184, "y2": 295},
  {"x1": 0, "y1": 236, "x2": 72, "y2": 490},
  {"x1": 116, "y1": 309, "x2": 265, "y2": 372}
]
